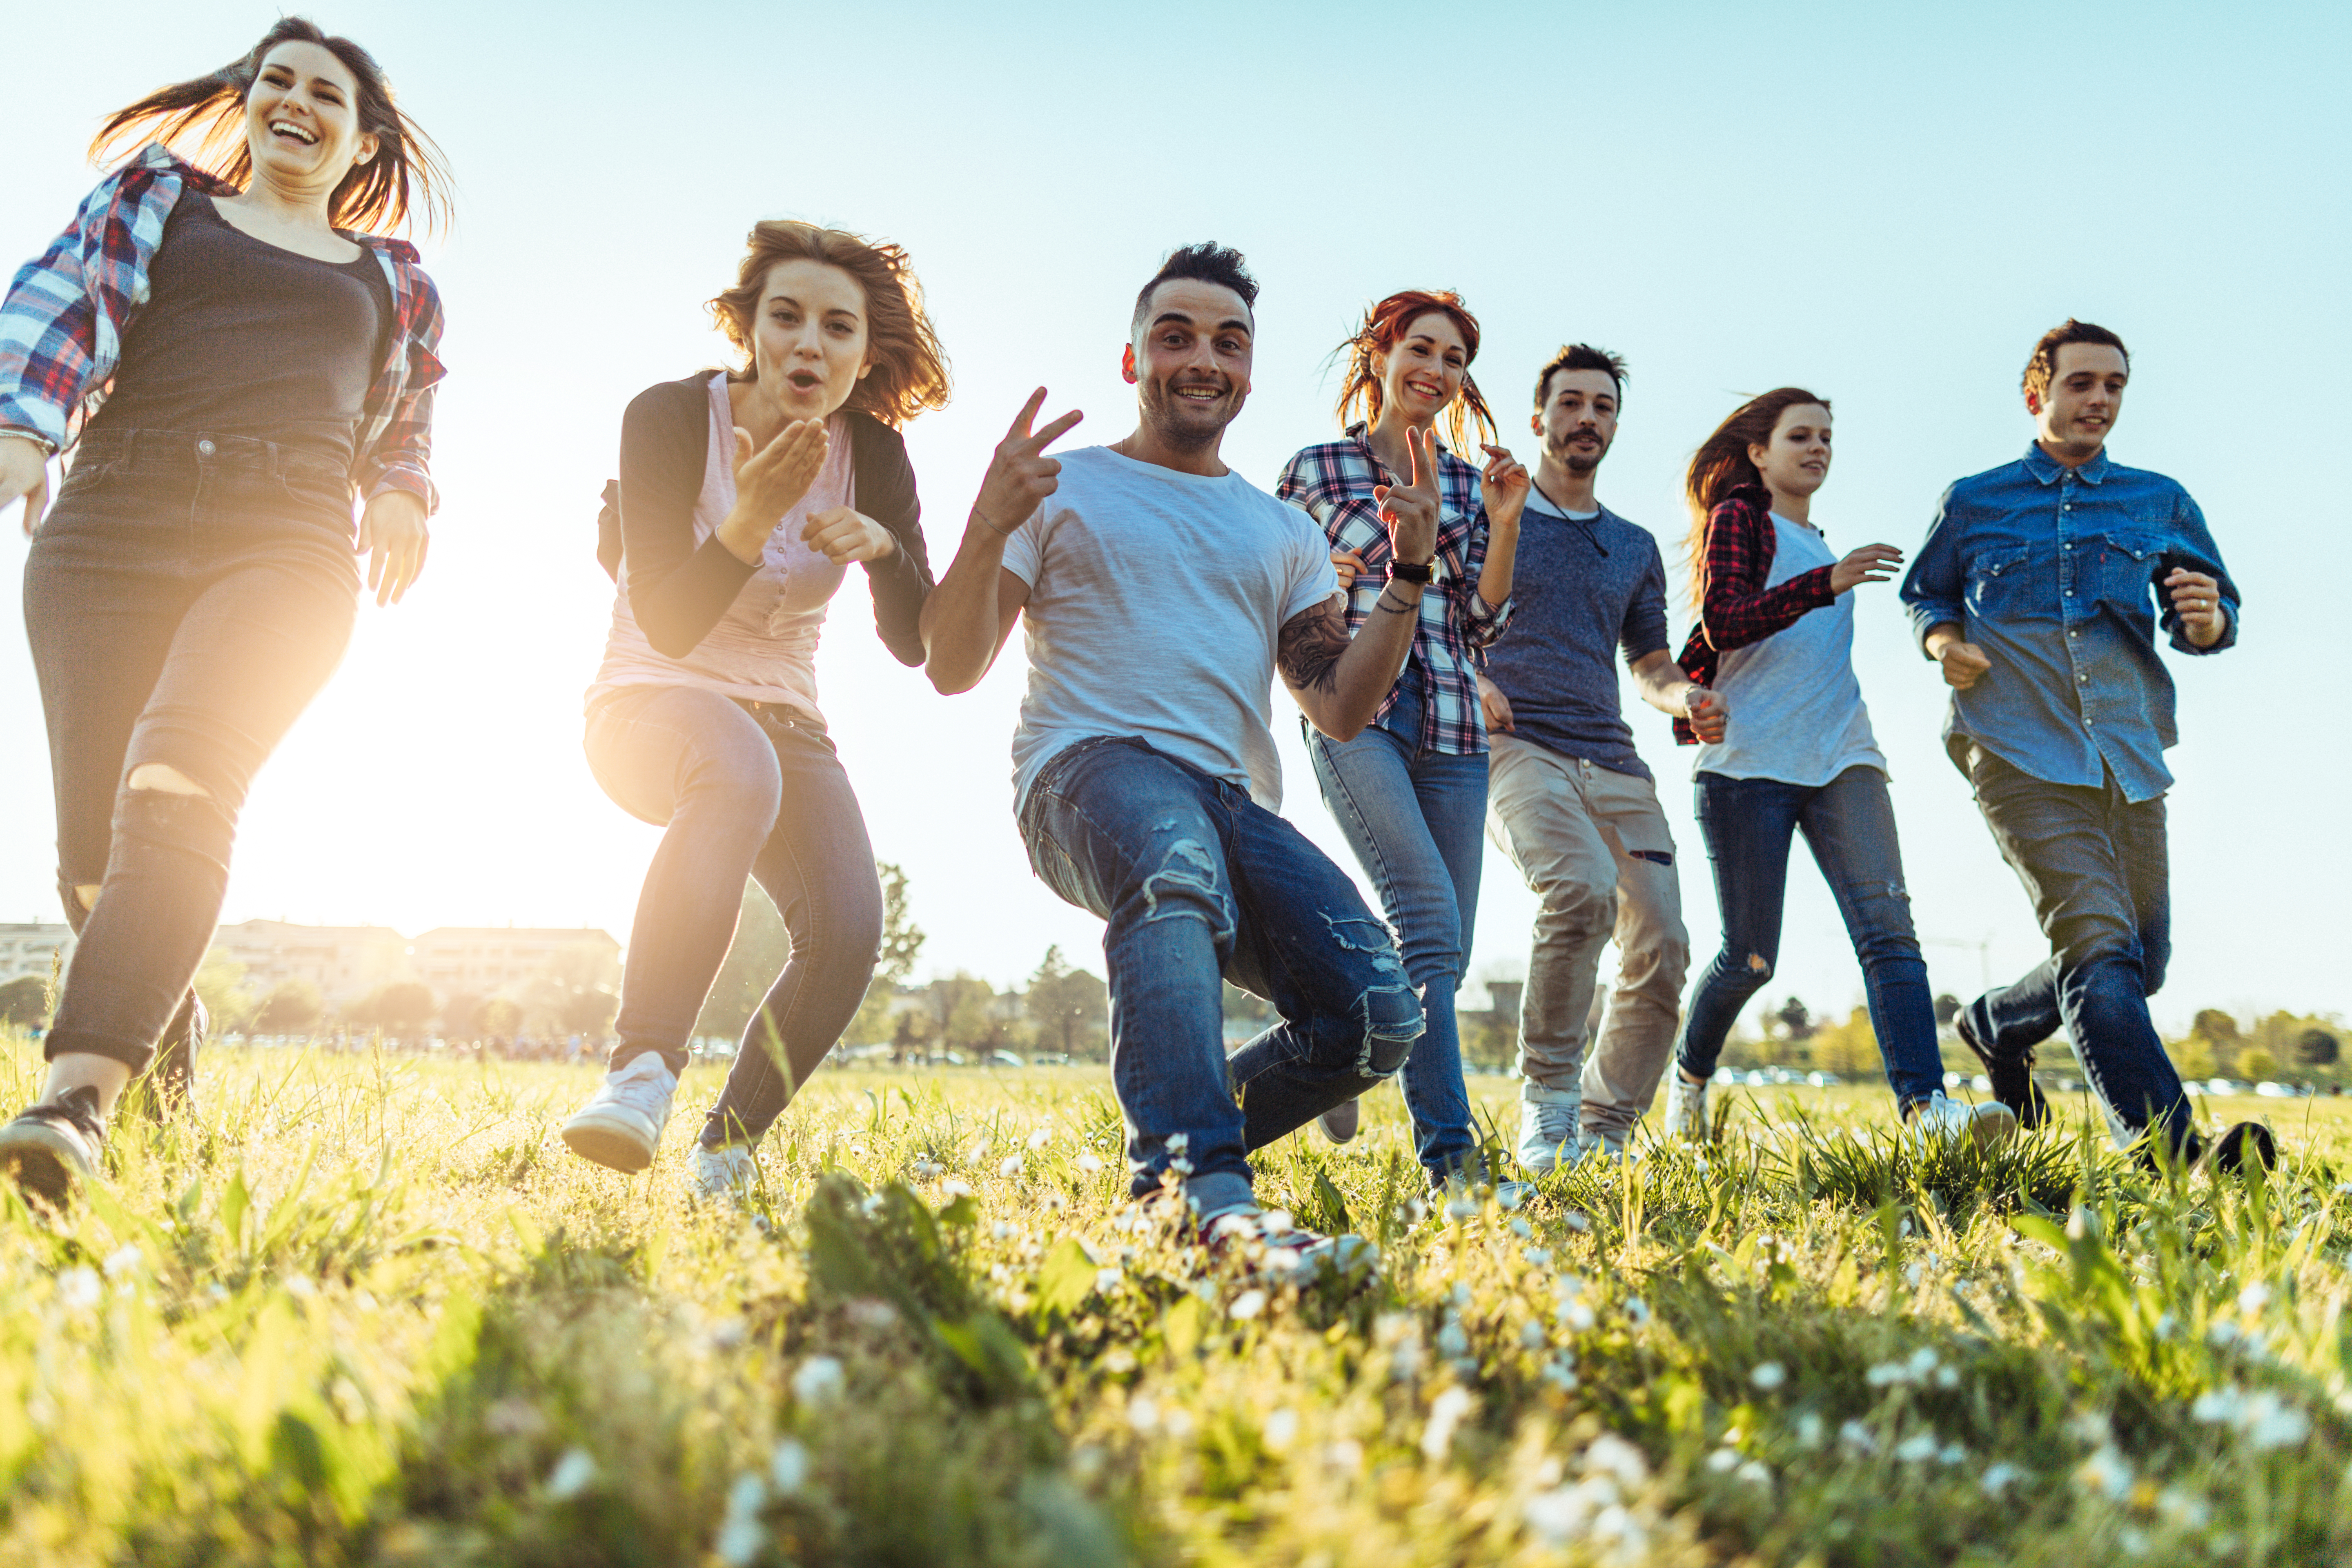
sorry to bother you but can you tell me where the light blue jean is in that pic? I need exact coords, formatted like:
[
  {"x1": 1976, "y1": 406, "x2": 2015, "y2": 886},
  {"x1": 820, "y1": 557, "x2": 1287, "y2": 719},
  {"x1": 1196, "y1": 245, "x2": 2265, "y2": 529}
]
[{"x1": 1304, "y1": 669, "x2": 1487, "y2": 1183}]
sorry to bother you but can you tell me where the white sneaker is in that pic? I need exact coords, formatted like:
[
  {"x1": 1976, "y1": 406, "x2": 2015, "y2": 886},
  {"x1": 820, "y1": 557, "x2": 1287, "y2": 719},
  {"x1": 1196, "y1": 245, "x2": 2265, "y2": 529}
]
[
  {"x1": 1905, "y1": 1092, "x2": 2018, "y2": 1150},
  {"x1": 1517, "y1": 1088, "x2": 1584, "y2": 1174},
  {"x1": 1316, "y1": 1097, "x2": 1361, "y2": 1144},
  {"x1": 561, "y1": 1054, "x2": 679, "y2": 1172},
  {"x1": 688, "y1": 1141, "x2": 759, "y2": 1204},
  {"x1": 1583, "y1": 1126, "x2": 1631, "y2": 1165},
  {"x1": 1663, "y1": 1072, "x2": 1711, "y2": 1143}
]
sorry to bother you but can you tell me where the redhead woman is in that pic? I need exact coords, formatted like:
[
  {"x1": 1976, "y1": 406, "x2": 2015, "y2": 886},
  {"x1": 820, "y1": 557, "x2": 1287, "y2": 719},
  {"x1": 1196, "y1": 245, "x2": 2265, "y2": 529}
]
[
  {"x1": 1661, "y1": 390, "x2": 2013, "y2": 1148},
  {"x1": 0, "y1": 19, "x2": 448, "y2": 1203},
  {"x1": 1276, "y1": 290, "x2": 1526, "y2": 1193},
  {"x1": 559, "y1": 221, "x2": 946, "y2": 1200}
]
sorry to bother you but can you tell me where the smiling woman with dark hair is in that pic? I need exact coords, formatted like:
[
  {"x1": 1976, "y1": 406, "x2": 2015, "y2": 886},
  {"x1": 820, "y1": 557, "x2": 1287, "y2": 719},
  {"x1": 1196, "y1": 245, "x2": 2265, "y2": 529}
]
[
  {"x1": 0, "y1": 18, "x2": 448, "y2": 1205},
  {"x1": 557, "y1": 220, "x2": 947, "y2": 1200}
]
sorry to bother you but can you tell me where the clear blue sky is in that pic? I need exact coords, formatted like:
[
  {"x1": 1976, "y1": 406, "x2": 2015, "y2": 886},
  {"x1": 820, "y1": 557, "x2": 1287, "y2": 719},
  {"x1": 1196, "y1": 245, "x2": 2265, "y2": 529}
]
[{"x1": 2, "y1": 0, "x2": 2344, "y2": 1034}]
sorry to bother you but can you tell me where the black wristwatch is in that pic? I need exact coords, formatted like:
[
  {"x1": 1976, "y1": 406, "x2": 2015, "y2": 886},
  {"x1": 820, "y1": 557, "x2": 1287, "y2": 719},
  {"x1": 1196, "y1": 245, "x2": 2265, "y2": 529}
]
[{"x1": 1388, "y1": 559, "x2": 1434, "y2": 585}]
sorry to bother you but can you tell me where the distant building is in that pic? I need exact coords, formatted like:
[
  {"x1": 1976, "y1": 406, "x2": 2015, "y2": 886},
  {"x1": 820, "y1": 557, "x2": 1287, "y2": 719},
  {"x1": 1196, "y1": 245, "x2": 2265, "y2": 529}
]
[
  {"x1": 215, "y1": 920, "x2": 412, "y2": 1003},
  {"x1": 0, "y1": 923, "x2": 72, "y2": 984},
  {"x1": 409, "y1": 927, "x2": 620, "y2": 998}
]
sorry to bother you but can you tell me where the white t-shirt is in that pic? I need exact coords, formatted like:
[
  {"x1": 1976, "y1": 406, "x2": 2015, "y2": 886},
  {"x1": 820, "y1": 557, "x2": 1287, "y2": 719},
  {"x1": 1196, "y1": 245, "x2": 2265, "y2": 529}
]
[
  {"x1": 1000, "y1": 445, "x2": 1339, "y2": 811},
  {"x1": 1695, "y1": 512, "x2": 1886, "y2": 786}
]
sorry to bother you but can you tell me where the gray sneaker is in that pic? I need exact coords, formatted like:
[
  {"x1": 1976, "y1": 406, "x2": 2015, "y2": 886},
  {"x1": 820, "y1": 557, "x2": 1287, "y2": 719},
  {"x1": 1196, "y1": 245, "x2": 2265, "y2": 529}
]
[
  {"x1": 1316, "y1": 1097, "x2": 1361, "y2": 1144},
  {"x1": 561, "y1": 1054, "x2": 679, "y2": 1172},
  {"x1": 0, "y1": 1086, "x2": 107, "y2": 1208},
  {"x1": 688, "y1": 1141, "x2": 760, "y2": 1204},
  {"x1": 1517, "y1": 1091, "x2": 1583, "y2": 1174}
]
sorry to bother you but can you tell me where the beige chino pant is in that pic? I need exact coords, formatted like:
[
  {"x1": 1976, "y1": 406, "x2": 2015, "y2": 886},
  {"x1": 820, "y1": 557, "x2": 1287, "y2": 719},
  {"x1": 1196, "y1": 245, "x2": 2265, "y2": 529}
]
[{"x1": 1485, "y1": 734, "x2": 1688, "y2": 1140}]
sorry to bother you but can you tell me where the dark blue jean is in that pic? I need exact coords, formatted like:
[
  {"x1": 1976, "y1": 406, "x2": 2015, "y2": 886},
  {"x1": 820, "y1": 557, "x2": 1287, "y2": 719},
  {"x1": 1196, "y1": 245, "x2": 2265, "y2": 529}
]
[
  {"x1": 587, "y1": 684, "x2": 882, "y2": 1148},
  {"x1": 1951, "y1": 739, "x2": 2187, "y2": 1152},
  {"x1": 1676, "y1": 766, "x2": 1943, "y2": 1106},
  {"x1": 1304, "y1": 677, "x2": 1485, "y2": 1181},
  {"x1": 1019, "y1": 737, "x2": 1424, "y2": 1214},
  {"x1": 27, "y1": 428, "x2": 360, "y2": 1072}
]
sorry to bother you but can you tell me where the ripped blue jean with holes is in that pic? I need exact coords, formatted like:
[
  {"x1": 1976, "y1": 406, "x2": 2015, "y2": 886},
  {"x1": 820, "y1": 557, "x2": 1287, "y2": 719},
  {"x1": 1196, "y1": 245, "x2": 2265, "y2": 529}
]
[{"x1": 1020, "y1": 737, "x2": 1424, "y2": 1217}]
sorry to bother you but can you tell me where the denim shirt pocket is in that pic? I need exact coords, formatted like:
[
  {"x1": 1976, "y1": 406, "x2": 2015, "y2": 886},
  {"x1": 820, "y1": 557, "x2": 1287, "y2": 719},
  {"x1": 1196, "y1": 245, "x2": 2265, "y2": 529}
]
[
  {"x1": 1966, "y1": 545, "x2": 2036, "y2": 617},
  {"x1": 2094, "y1": 529, "x2": 2165, "y2": 608}
]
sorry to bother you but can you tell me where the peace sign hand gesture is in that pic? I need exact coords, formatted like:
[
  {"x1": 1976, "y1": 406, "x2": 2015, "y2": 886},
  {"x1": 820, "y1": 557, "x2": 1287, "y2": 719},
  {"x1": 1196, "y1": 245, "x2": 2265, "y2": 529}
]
[
  {"x1": 1371, "y1": 426, "x2": 1441, "y2": 567},
  {"x1": 972, "y1": 388, "x2": 1083, "y2": 538},
  {"x1": 1477, "y1": 442, "x2": 1529, "y2": 530}
]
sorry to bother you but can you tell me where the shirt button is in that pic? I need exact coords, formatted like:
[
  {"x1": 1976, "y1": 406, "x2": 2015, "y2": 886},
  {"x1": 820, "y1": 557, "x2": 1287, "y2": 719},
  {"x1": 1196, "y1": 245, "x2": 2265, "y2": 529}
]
[
  {"x1": 2078, "y1": 673, "x2": 2088, "y2": 683},
  {"x1": 196, "y1": 439, "x2": 216, "y2": 457}
]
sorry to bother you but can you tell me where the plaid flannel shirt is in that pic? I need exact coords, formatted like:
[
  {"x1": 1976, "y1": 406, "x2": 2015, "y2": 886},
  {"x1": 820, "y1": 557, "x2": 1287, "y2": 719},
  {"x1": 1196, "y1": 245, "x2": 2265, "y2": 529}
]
[
  {"x1": 1670, "y1": 482, "x2": 1837, "y2": 742},
  {"x1": 1277, "y1": 423, "x2": 1513, "y2": 755},
  {"x1": 0, "y1": 143, "x2": 447, "y2": 511}
]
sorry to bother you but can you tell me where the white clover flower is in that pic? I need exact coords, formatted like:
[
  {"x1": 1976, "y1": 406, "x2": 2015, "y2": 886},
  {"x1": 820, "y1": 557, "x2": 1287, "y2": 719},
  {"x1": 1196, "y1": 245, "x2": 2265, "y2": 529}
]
[
  {"x1": 1938, "y1": 1442, "x2": 1967, "y2": 1466},
  {"x1": 1165, "y1": 1133, "x2": 1189, "y2": 1155},
  {"x1": 2237, "y1": 1281, "x2": 2272, "y2": 1315},
  {"x1": 1262, "y1": 1408, "x2": 1298, "y2": 1451},
  {"x1": 1751, "y1": 1361, "x2": 1787, "y2": 1392},
  {"x1": 998, "y1": 1153, "x2": 1025, "y2": 1178},
  {"x1": 1980, "y1": 1461, "x2": 2023, "y2": 1497},
  {"x1": 1562, "y1": 1211, "x2": 1592, "y2": 1233},
  {"x1": 941, "y1": 1178, "x2": 974, "y2": 1199},
  {"x1": 547, "y1": 1447, "x2": 598, "y2": 1499},
  {"x1": 2156, "y1": 1486, "x2": 2211, "y2": 1528},
  {"x1": 1542, "y1": 1361, "x2": 1580, "y2": 1391},
  {"x1": 1510, "y1": 1216, "x2": 1534, "y2": 1239},
  {"x1": 1324, "y1": 1438, "x2": 1365, "y2": 1472},
  {"x1": 1127, "y1": 1396, "x2": 1159, "y2": 1433},
  {"x1": 1229, "y1": 1289, "x2": 1268, "y2": 1321},
  {"x1": 715, "y1": 1518, "x2": 766, "y2": 1567},
  {"x1": 102, "y1": 1245, "x2": 141, "y2": 1278},
  {"x1": 727, "y1": 1472, "x2": 767, "y2": 1521},
  {"x1": 1795, "y1": 1412, "x2": 1824, "y2": 1449},
  {"x1": 1894, "y1": 1433, "x2": 1938, "y2": 1463},
  {"x1": 1436, "y1": 1322, "x2": 1470, "y2": 1357},
  {"x1": 1095, "y1": 1266, "x2": 1123, "y2": 1296},
  {"x1": 56, "y1": 1267, "x2": 100, "y2": 1311},
  {"x1": 1838, "y1": 1419, "x2": 1878, "y2": 1456},
  {"x1": 1519, "y1": 1318, "x2": 1548, "y2": 1350},
  {"x1": 1421, "y1": 1386, "x2": 1474, "y2": 1459},
  {"x1": 910, "y1": 1157, "x2": 944, "y2": 1180},
  {"x1": 1498, "y1": 1185, "x2": 1524, "y2": 1211},
  {"x1": 1907, "y1": 1348, "x2": 1938, "y2": 1378},
  {"x1": 2208, "y1": 1320, "x2": 2241, "y2": 1348},
  {"x1": 1445, "y1": 1194, "x2": 1480, "y2": 1221},
  {"x1": 1027, "y1": 1126, "x2": 1053, "y2": 1149},
  {"x1": 1866, "y1": 1363, "x2": 1900, "y2": 1388},
  {"x1": 1584, "y1": 1433, "x2": 1650, "y2": 1488},
  {"x1": 1935, "y1": 1365, "x2": 1960, "y2": 1389},
  {"x1": 1075, "y1": 1152, "x2": 1105, "y2": 1173},
  {"x1": 2241, "y1": 1391, "x2": 2310, "y2": 1450},
  {"x1": 1523, "y1": 1246, "x2": 1552, "y2": 1265},
  {"x1": 1162, "y1": 1406, "x2": 1195, "y2": 1439},
  {"x1": 770, "y1": 1438, "x2": 808, "y2": 1495},
  {"x1": 2076, "y1": 1445, "x2": 2133, "y2": 1502},
  {"x1": 791, "y1": 1356, "x2": 845, "y2": 1407},
  {"x1": 990, "y1": 1221, "x2": 1013, "y2": 1241},
  {"x1": 1706, "y1": 1448, "x2": 1739, "y2": 1472},
  {"x1": 2191, "y1": 1387, "x2": 2243, "y2": 1424}
]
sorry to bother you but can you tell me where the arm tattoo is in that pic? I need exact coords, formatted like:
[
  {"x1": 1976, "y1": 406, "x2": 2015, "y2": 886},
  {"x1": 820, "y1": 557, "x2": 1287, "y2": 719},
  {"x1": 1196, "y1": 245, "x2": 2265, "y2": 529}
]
[{"x1": 1277, "y1": 595, "x2": 1352, "y2": 697}]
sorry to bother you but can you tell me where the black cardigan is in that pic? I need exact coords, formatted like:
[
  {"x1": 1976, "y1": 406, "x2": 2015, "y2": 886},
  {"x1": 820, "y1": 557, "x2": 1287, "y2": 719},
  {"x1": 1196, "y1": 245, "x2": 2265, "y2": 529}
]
[{"x1": 595, "y1": 374, "x2": 934, "y2": 667}]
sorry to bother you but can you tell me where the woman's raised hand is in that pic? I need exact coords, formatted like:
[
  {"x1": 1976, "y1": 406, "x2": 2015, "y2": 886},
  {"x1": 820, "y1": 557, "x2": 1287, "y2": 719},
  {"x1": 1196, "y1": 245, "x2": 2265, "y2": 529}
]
[
  {"x1": 1829, "y1": 542, "x2": 1904, "y2": 595},
  {"x1": 1477, "y1": 442, "x2": 1529, "y2": 529},
  {"x1": 0, "y1": 434, "x2": 49, "y2": 537},
  {"x1": 971, "y1": 388, "x2": 1082, "y2": 537},
  {"x1": 731, "y1": 418, "x2": 829, "y2": 523},
  {"x1": 1370, "y1": 426, "x2": 1440, "y2": 566},
  {"x1": 802, "y1": 506, "x2": 895, "y2": 565}
]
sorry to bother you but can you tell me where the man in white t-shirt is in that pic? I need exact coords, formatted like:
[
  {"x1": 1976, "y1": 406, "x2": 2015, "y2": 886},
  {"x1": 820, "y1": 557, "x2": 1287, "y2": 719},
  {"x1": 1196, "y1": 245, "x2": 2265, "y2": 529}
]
[{"x1": 923, "y1": 243, "x2": 1443, "y2": 1247}]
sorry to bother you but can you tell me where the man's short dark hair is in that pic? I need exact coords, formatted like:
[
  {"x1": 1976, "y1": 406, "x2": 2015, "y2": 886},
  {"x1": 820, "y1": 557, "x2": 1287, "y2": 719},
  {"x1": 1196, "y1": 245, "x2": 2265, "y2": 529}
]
[
  {"x1": 1532, "y1": 343, "x2": 1628, "y2": 410},
  {"x1": 2022, "y1": 319, "x2": 2128, "y2": 401},
  {"x1": 1131, "y1": 242, "x2": 1259, "y2": 336}
]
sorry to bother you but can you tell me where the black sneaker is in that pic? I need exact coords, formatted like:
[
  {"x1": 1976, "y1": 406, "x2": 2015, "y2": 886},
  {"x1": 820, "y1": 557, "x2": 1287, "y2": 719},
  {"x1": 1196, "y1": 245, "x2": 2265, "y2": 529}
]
[
  {"x1": 2196, "y1": 1120, "x2": 2277, "y2": 1177},
  {"x1": 0, "y1": 1087, "x2": 107, "y2": 1208},
  {"x1": 143, "y1": 989, "x2": 205, "y2": 1121},
  {"x1": 1955, "y1": 1001, "x2": 2051, "y2": 1130}
]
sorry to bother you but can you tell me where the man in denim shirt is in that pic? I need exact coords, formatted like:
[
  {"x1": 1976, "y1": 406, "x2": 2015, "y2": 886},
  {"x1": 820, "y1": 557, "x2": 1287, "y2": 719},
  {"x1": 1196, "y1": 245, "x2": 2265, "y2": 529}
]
[{"x1": 1901, "y1": 319, "x2": 2267, "y2": 1169}]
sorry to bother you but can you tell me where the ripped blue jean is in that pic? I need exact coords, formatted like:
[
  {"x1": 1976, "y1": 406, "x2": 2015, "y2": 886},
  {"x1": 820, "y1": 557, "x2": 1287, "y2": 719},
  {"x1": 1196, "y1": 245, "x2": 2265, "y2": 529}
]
[
  {"x1": 1020, "y1": 737, "x2": 1424, "y2": 1215},
  {"x1": 1676, "y1": 766, "x2": 1944, "y2": 1106}
]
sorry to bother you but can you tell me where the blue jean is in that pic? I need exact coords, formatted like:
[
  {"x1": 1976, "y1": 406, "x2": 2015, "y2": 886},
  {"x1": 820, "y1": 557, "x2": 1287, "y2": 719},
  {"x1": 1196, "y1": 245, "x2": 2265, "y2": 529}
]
[
  {"x1": 586, "y1": 684, "x2": 882, "y2": 1148},
  {"x1": 1676, "y1": 766, "x2": 1943, "y2": 1106},
  {"x1": 1304, "y1": 688, "x2": 1485, "y2": 1181},
  {"x1": 1951, "y1": 739, "x2": 2188, "y2": 1153},
  {"x1": 1019, "y1": 737, "x2": 1424, "y2": 1214}
]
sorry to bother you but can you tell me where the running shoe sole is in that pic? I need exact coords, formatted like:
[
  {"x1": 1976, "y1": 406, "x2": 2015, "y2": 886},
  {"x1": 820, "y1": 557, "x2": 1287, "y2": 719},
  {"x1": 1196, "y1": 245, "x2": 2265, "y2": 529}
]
[
  {"x1": 561, "y1": 1113, "x2": 658, "y2": 1174},
  {"x1": 0, "y1": 1123, "x2": 96, "y2": 1208}
]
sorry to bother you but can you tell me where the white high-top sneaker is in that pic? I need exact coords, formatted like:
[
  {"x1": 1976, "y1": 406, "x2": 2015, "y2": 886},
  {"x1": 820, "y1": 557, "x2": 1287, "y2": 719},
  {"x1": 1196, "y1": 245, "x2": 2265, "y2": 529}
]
[
  {"x1": 688, "y1": 1141, "x2": 760, "y2": 1204},
  {"x1": 560, "y1": 1053, "x2": 679, "y2": 1172},
  {"x1": 1517, "y1": 1084, "x2": 1584, "y2": 1174},
  {"x1": 1663, "y1": 1071, "x2": 1711, "y2": 1143},
  {"x1": 1905, "y1": 1092, "x2": 2019, "y2": 1151}
]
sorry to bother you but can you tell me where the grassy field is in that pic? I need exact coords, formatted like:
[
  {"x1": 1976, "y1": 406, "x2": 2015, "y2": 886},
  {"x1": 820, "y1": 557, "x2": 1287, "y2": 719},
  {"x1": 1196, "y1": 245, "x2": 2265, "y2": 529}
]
[{"x1": 3, "y1": 1042, "x2": 2349, "y2": 1567}]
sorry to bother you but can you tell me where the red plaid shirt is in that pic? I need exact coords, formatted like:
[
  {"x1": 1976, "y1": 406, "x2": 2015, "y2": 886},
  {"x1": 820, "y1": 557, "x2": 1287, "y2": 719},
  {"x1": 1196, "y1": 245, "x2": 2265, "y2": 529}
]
[
  {"x1": 0, "y1": 143, "x2": 447, "y2": 510},
  {"x1": 1277, "y1": 425, "x2": 1513, "y2": 755},
  {"x1": 1671, "y1": 483, "x2": 1837, "y2": 743}
]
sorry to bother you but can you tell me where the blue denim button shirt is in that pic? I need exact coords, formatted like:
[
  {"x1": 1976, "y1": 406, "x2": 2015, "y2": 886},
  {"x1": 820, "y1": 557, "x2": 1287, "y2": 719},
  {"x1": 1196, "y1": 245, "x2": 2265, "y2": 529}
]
[{"x1": 1900, "y1": 443, "x2": 2238, "y2": 802}]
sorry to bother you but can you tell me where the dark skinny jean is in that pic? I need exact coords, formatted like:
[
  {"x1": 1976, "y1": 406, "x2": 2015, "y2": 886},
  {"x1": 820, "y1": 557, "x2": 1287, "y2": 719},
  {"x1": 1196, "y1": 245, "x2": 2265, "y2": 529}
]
[
  {"x1": 1676, "y1": 766, "x2": 1944, "y2": 1107},
  {"x1": 1019, "y1": 737, "x2": 1424, "y2": 1216},
  {"x1": 1951, "y1": 739, "x2": 2188, "y2": 1154},
  {"x1": 586, "y1": 684, "x2": 881, "y2": 1149},
  {"x1": 26, "y1": 429, "x2": 360, "y2": 1073}
]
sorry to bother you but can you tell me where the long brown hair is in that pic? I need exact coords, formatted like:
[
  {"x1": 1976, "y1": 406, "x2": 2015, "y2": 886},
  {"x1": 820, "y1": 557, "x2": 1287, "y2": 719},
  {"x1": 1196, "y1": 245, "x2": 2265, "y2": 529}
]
[
  {"x1": 710, "y1": 220, "x2": 951, "y2": 428},
  {"x1": 89, "y1": 17, "x2": 449, "y2": 236},
  {"x1": 1332, "y1": 289, "x2": 1496, "y2": 453},
  {"x1": 1682, "y1": 387, "x2": 1831, "y2": 609}
]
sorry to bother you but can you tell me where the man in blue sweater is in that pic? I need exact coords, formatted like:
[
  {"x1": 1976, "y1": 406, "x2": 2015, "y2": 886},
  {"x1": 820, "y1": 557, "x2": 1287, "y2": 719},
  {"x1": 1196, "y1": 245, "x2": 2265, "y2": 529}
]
[
  {"x1": 1900, "y1": 318, "x2": 2269, "y2": 1171},
  {"x1": 1479, "y1": 346, "x2": 1726, "y2": 1168}
]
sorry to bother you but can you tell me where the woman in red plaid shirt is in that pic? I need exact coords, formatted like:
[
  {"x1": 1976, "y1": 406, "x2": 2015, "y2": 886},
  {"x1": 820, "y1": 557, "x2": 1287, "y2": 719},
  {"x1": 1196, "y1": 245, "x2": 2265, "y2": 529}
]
[
  {"x1": 1276, "y1": 290, "x2": 1527, "y2": 1194},
  {"x1": 0, "y1": 20, "x2": 448, "y2": 1206},
  {"x1": 1659, "y1": 389, "x2": 2013, "y2": 1151}
]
